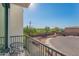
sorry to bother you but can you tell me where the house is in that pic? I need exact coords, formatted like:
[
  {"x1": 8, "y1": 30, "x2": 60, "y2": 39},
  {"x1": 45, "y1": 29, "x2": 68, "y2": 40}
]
[{"x1": 63, "y1": 27, "x2": 79, "y2": 36}]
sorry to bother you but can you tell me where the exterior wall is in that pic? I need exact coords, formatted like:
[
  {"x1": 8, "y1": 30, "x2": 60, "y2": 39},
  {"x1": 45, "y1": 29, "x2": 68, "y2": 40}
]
[
  {"x1": 63, "y1": 27, "x2": 79, "y2": 36},
  {"x1": 0, "y1": 3, "x2": 29, "y2": 47},
  {"x1": 8, "y1": 4, "x2": 23, "y2": 36},
  {"x1": 0, "y1": 3, "x2": 29, "y2": 37},
  {"x1": 64, "y1": 28, "x2": 79, "y2": 33},
  {"x1": 0, "y1": 4, "x2": 5, "y2": 37},
  {"x1": 8, "y1": 4, "x2": 23, "y2": 46}
]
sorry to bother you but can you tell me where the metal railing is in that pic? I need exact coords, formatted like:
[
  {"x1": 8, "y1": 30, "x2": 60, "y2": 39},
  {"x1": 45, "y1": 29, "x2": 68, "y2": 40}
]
[
  {"x1": 0, "y1": 37, "x2": 5, "y2": 55},
  {"x1": 10, "y1": 35, "x2": 26, "y2": 56},
  {"x1": 0, "y1": 35, "x2": 65, "y2": 56},
  {"x1": 24, "y1": 35, "x2": 65, "y2": 56}
]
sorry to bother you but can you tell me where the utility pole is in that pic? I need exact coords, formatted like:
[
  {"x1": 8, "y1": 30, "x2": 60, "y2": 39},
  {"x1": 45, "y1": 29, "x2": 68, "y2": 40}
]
[{"x1": 29, "y1": 20, "x2": 31, "y2": 36}]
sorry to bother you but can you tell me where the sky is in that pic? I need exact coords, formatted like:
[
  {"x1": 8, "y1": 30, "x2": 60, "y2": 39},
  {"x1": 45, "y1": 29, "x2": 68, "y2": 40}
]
[{"x1": 23, "y1": 3, "x2": 79, "y2": 28}]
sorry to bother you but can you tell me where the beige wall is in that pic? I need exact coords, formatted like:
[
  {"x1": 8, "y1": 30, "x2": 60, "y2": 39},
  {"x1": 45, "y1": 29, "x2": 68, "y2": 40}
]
[
  {"x1": 9, "y1": 4, "x2": 23, "y2": 36},
  {"x1": 0, "y1": 4, "x2": 5, "y2": 37},
  {"x1": 8, "y1": 4, "x2": 24, "y2": 47}
]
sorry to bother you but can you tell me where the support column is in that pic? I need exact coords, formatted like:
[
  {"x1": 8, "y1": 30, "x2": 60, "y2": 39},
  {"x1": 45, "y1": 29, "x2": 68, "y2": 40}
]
[{"x1": 2, "y1": 3, "x2": 10, "y2": 51}]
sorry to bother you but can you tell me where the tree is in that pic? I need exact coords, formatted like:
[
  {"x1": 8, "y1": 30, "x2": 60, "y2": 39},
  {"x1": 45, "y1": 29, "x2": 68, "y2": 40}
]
[
  {"x1": 52, "y1": 27, "x2": 62, "y2": 33},
  {"x1": 30, "y1": 27, "x2": 37, "y2": 35},
  {"x1": 23, "y1": 26, "x2": 30, "y2": 35},
  {"x1": 44, "y1": 26, "x2": 50, "y2": 34},
  {"x1": 23, "y1": 26, "x2": 37, "y2": 35}
]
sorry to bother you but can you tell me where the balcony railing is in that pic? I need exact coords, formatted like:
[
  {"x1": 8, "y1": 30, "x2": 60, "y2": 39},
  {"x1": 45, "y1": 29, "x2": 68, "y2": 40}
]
[
  {"x1": 0, "y1": 37, "x2": 5, "y2": 55},
  {"x1": 0, "y1": 35, "x2": 65, "y2": 56}
]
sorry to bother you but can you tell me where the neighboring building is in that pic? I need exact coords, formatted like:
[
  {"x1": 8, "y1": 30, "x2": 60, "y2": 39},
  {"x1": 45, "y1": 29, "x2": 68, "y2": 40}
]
[{"x1": 64, "y1": 27, "x2": 79, "y2": 36}]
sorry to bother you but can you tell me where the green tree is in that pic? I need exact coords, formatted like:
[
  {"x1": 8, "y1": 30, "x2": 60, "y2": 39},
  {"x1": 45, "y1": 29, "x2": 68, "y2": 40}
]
[
  {"x1": 31, "y1": 27, "x2": 37, "y2": 35},
  {"x1": 52, "y1": 27, "x2": 62, "y2": 33},
  {"x1": 23, "y1": 26, "x2": 30, "y2": 35},
  {"x1": 23, "y1": 26, "x2": 37, "y2": 35},
  {"x1": 44, "y1": 26, "x2": 50, "y2": 34}
]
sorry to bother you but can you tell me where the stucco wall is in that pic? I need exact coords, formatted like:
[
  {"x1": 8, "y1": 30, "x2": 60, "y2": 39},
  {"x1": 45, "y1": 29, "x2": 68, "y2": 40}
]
[
  {"x1": 8, "y1": 4, "x2": 23, "y2": 36},
  {"x1": 8, "y1": 4, "x2": 24, "y2": 47},
  {"x1": 0, "y1": 4, "x2": 5, "y2": 37}
]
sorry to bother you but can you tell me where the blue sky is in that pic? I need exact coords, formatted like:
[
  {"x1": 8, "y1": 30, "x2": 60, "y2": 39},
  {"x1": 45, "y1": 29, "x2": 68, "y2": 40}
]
[{"x1": 23, "y1": 3, "x2": 79, "y2": 28}]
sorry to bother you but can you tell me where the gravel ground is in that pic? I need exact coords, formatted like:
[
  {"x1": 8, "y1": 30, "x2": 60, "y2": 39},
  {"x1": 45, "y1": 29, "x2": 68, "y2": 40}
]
[{"x1": 48, "y1": 36, "x2": 79, "y2": 56}]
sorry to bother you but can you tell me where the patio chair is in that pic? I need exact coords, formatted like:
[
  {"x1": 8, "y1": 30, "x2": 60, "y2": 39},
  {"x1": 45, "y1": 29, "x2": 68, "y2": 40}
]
[{"x1": 9, "y1": 42, "x2": 25, "y2": 56}]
